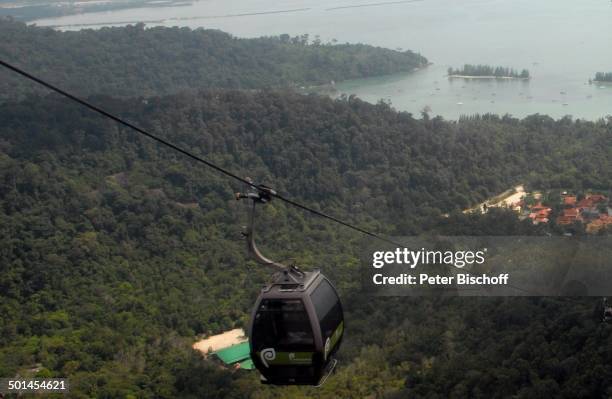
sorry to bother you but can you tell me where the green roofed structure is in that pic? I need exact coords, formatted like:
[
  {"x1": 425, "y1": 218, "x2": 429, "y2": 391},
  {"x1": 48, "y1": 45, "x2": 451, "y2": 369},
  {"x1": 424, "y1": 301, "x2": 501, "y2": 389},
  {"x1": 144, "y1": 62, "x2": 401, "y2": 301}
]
[
  {"x1": 238, "y1": 358, "x2": 255, "y2": 370},
  {"x1": 212, "y1": 342, "x2": 252, "y2": 369}
]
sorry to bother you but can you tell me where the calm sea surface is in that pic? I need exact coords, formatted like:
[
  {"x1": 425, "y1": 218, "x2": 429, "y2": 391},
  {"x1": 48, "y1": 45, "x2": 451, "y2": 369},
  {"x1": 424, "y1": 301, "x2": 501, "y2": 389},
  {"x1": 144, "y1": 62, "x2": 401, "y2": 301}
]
[{"x1": 30, "y1": 0, "x2": 612, "y2": 120}]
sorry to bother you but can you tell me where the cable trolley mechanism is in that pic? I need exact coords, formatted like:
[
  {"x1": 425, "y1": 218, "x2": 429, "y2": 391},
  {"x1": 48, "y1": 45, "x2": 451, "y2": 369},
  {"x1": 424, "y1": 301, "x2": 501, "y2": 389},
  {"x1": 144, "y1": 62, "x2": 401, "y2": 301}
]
[{"x1": 236, "y1": 184, "x2": 344, "y2": 386}]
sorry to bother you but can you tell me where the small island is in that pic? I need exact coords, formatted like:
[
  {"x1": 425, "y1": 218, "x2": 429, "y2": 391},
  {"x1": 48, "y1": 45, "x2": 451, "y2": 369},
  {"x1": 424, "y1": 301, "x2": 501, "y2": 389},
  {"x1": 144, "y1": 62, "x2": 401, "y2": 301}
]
[
  {"x1": 592, "y1": 72, "x2": 612, "y2": 83},
  {"x1": 448, "y1": 64, "x2": 530, "y2": 80}
]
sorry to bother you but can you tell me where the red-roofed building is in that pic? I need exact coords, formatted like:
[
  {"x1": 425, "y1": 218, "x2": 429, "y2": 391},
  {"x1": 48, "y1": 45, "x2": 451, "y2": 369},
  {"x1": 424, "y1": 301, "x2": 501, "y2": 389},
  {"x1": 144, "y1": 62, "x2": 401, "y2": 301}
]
[
  {"x1": 531, "y1": 203, "x2": 548, "y2": 211},
  {"x1": 557, "y1": 208, "x2": 582, "y2": 225},
  {"x1": 563, "y1": 195, "x2": 577, "y2": 206},
  {"x1": 586, "y1": 215, "x2": 612, "y2": 234},
  {"x1": 577, "y1": 198, "x2": 594, "y2": 209},
  {"x1": 587, "y1": 219, "x2": 604, "y2": 233},
  {"x1": 557, "y1": 216, "x2": 575, "y2": 225},
  {"x1": 563, "y1": 208, "x2": 580, "y2": 218},
  {"x1": 599, "y1": 214, "x2": 612, "y2": 224},
  {"x1": 586, "y1": 194, "x2": 607, "y2": 203},
  {"x1": 528, "y1": 205, "x2": 552, "y2": 224},
  {"x1": 556, "y1": 192, "x2": 608, "y2": 230}
]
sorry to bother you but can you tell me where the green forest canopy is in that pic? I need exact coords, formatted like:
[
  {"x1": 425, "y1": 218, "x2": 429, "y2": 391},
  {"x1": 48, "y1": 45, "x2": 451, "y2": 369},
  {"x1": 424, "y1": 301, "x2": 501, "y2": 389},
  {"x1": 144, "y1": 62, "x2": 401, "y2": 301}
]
[{"x1": 1, "y1": 89, "x2": 611, "y2": 397}]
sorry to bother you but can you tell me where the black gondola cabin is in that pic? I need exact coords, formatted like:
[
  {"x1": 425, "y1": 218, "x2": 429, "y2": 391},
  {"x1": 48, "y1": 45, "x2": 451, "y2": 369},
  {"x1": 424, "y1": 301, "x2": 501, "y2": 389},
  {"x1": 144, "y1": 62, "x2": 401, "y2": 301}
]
[{"x1": 248, "y1": 268, "x2": 344, "y2": 385}]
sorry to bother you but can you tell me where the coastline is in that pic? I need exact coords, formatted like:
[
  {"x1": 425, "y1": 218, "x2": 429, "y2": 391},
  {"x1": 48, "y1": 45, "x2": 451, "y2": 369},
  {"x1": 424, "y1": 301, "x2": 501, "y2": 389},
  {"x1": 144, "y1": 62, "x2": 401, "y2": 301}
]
[{"x1": 302, "y1": 62, "x2": 432, "y2": 95}]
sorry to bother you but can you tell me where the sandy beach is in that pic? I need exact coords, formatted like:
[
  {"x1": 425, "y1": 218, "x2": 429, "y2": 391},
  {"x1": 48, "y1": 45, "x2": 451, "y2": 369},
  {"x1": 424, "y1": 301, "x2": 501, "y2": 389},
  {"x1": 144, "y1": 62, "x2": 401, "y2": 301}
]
[
  {"x1": 193, "y1": 328, "x2": 247, "y2": 356},
  {"x1": 464, "y1": 185, "x2": 526, "y2": 214},
  {"x1": 490, "y1": 185, "x2": 525, "y2": 207}
]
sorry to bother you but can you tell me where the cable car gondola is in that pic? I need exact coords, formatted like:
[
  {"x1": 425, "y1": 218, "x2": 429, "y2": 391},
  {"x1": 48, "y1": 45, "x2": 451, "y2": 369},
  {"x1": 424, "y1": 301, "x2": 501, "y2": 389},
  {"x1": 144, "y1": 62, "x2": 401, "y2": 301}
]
[{"x1": 237, "y1": 186, "x2": 344, "y2": 386}]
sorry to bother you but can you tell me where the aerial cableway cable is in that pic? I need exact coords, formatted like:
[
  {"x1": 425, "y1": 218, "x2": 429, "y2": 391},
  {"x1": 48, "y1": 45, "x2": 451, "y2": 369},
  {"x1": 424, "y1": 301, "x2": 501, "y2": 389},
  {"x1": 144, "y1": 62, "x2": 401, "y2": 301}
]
[
  {"x1": 1, "y1": 59, "x2": 558, "y2": 388},
  {"x1": 0, "y1": 59, "x2": 404, "y2": 248},
  {"x1": 0, "y1": 59, "x2": 544, "y2": 296}
]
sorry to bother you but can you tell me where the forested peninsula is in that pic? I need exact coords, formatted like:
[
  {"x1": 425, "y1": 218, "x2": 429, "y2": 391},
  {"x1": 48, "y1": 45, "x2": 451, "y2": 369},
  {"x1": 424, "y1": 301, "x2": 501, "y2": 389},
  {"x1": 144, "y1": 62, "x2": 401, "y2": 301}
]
[{"x1": 0, "y1": 19, "x2": 427, "y2": 100}]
